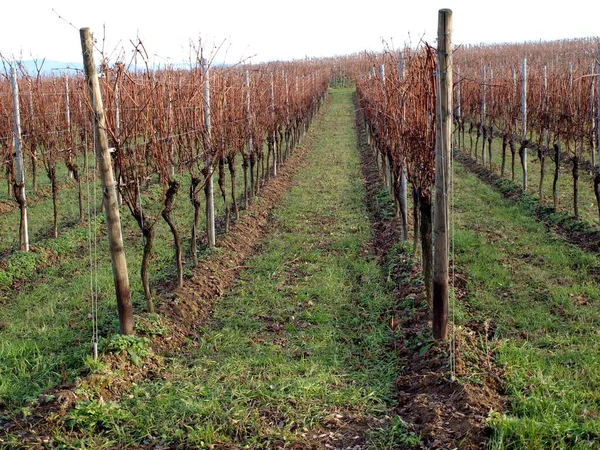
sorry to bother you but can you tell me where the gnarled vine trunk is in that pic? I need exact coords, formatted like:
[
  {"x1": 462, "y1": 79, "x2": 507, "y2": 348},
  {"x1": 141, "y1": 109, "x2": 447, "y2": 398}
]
[
  {"x1": 228, "y1": 155, "x2": 239, "y2": 220},
  {"x1": 501, "y1": 134, "x2": 508, "y2": 177},
  {"x1": 412, "y1": 187, "x2": 420, "y2": 256},
  {"x1": 420, "y1": 194, "x2": 433, "y2": 309},
  {"x1": 162, "y1": 180, "x2": 183, "y2": 288},
  {"x1": 13, "y1": 181, "x2": 27, "y2": 251},
  {"x1": 218, "y1": 157, "x2": 230, "y2": 233},
  {"x1": 510, "y1": 139, "x2": 516, "y2": 181},
  {"x1": 487, "y1": 126, "x2": 493, "y2": 170}
]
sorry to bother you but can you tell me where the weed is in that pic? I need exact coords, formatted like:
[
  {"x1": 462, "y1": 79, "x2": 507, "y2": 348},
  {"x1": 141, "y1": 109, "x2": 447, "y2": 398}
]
[
  {"x1": 104, "y1": 335, "x2": 151, "y2": 367},
  {"x1": 134, "y1": 313, "x2": 168, "y2": 337},
  {"x1": 366, "y1": 416, "x2": 421, "y2": 449},
  {"x1": 66, "y1": 399, "x2": 132, "y2": 431}
]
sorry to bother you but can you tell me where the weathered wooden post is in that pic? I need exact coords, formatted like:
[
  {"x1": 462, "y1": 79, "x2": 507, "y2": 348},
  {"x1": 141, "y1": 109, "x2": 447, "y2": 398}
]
[
  {"x1": 27, "y1": 80, "x2": 38, "y2": 191},
  {"x1": 433, "y1": 8, "x2": 452, "y2": 341},
  {"x1": 270, "y1": 71, "x2": 278, "y2": 177},
  {"x1": 456, "y1": 66, "x2": 461, "y2": 152},
  {"x1": 80, "y1": 27, "x2": 134, "y2": 335},
  {"x1": 398, "y1": 52, "x2": 408, "y2": 241},
  {"x1": 244, "y1": 69, "x2": 254, "y2": 200},
  {"x1": 487, "y1": 65, "x2": 494, "y2": 170},
  {"x1": 590, "y1": 60, "x2": 596, "y2": 167},
  {"x1": 521, "y1": 58, "x2": 528, "y2": 190},
  {"x1": 379, "y1": 64, "x2": 393, "y2": 193},
  {"x1": 65, "y1": 75, "x2": 72, "y2": 134},
  {"x1": 597, "y1": 51, "x2": 600, "y2": 171},
  {"x1": 594, "y1": 50, "x2": 600, "y2": 221},
  {"x1": 202, "y1": 58, "x2": 216, "y2": 249},
  {"x1": 481, "y1": 65, "x2": 487, "y2": 166},
  {"x1": 10, "y1": 66, "x2": 29, "y2": 252}
]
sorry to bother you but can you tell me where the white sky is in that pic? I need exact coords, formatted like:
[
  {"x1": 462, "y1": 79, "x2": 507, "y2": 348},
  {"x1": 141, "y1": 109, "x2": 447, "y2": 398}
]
[{"x1": 1, "y1": 0, "x2": 599, "y2": 65}]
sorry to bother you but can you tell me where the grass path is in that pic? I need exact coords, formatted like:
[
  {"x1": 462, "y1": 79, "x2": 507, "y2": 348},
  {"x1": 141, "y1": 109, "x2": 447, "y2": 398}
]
[
  {"x1": 452, "y1": 160, "x2": 600, "y2": 449},
  {"x1": 54, "y1": 88, "x2": 408, "y2": 448}
]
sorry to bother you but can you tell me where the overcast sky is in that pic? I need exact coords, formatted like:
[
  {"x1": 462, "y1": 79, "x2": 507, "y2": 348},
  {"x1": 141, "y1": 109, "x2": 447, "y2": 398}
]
[{"x1": 1, "y1": 0, "x2": 599, "y2": 65}]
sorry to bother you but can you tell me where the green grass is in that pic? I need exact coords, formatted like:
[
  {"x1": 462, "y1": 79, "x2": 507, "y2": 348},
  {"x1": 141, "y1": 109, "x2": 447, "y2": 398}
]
[
  {"x1": 451, "y1": 160, "x2": 600, "y2": 449},
  {"x1": 42, "y1": 88, "x2": 410, "y2": 448}
]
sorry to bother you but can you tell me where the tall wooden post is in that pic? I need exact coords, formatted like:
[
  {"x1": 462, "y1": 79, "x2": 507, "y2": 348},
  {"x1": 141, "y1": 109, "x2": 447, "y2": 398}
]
[
  {"x1": 65, "y1": 76, "x2": 75, "y2": 182},
  {"x1": 80, "y1": 28, "x2": 133, "y2": 335},
  {"x1": 10, "y1": 66, "x2": 29, "y2": 252},
  {"x1": 65, "y1": 75, "x2": 71, "y2": 133},
  {"x1": 379, "y1": 64, "x2": 393, "y2": 193},
  {"x1": 481, "y1": 65, "x2": 487, "y2": 166},
  {"x1": 398, "y1": 52, "x2": 408, "y2": 241},
  {"x1": 270, "y1": 71, "x2": 277, "y2": 177},
  {"x1": 595, "y1": 51, "x2": 600, "y2": 222},
  {"x1": 284, "y1": 72, "x2": 290, "y2": 160},
  {"x1": 202, "y1": 58, "x2": 216, "y2": 248},
  {"x1": 521, "y1": 58, "x2": 528, "y2": 190},
  {"x1": 456, "y1": 67, "x2": 461, "y2": 151},
  {"x1": 597, "y1": 50, "x2": 600, "y2": 170},
  {"x1": 590, "y1": 60, "x2": 596, "y2": 167},
  {"x1": 244, "y1": 69, "x2": 254, "y2": 199},
  {"x1": 433, "y1": 9, "x2": 452, "y2": 341},
  {"x1": 512, "y1": 68, "x2": 518, "y2": 135},
  {"x1": 27, "y1": 81, "x2": 38, "y2": 191}
]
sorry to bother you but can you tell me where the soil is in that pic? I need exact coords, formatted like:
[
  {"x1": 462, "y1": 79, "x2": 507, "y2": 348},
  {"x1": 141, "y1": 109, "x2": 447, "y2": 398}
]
[{"x1": 0, "y1": 200, "x2": 16, "y2": 215}]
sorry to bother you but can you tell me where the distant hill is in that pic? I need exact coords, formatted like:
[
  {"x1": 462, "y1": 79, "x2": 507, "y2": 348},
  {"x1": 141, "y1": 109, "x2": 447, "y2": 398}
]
[{"x1": 7, "y1": 59, "x2": 226, "y2": 75}]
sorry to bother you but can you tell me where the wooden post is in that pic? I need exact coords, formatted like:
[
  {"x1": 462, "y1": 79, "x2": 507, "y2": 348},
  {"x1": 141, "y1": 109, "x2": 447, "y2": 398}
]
[
  {"x1": 80, "y1": 28, "x2": 133, "y2": 335},
  {"x1": 27, "y1": 80, "x2": 38, "y2": 191},
  {"x1": 398, "y1": 52, "x2": 408, "y2": 241},
  {"x1": 270, "y1": 71, "x2": 277, "y2": 177},
  {"x1": 521, "y1": 58, "x2": 528, "y2": 190},
  {"x1": 597, "y1": 50, "x2": 600, "y2": 171},
  {"x1": 481, "y1": 65, "x2": 487, "y2": 166},
  {"x1": 244, "y1": 69, "x2": 254, "y2": 199},
  {"x1": 202, "y1": 58, "x2": 216, "y2": 248},
  {"x1": 590, "y1": 60, "x2": 596, "y2": 167},
  {"x1": 594, "y1": 51, "x2": 600, "y2": 222},
  {"x1": 115, "y1": 77, "x2": 121, "y2": 137},
  {"x1": 456, "y1": 66, "x2": 461, "y2": 151},
  {"x1": 65, "y1": 75, "x2": 71, "y2": 133},
  {"x1": 488, "y1": 65, "x2": 494, "y2": 170},
  {"x1": 379, "y1": 64, "x2": 393, "y2": 193},
  {"x1": 284, "y1": 71, "x2": 290, "y2": 160},
  {"x1": 541, "y1": 65, "x2": 549, "y2": 199},
  {"x1": 10, "y1": 66, "x2": 29, "y2": 252},
  {"x1": 433, "y1": 9, "x2": 452, "y2": 341}
]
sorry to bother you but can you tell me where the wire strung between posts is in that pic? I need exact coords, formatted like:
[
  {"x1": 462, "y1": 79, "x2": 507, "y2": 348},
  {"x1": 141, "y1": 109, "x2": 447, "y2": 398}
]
[{"x1": 435, "y1": 54, "x2": 457, "y2": 378}]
